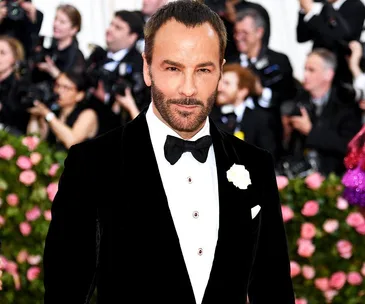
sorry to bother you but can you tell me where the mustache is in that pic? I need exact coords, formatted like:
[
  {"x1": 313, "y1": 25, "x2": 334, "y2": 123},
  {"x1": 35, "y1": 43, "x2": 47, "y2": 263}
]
[{"x1": 168, "y1": 98, "x2": 204, "y2": 107}]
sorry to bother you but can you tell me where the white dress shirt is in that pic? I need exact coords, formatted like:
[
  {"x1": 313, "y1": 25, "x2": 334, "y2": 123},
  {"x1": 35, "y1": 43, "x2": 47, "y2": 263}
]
[
  {"x1": 104, "y1": 48, "x2": 129, "y2": 72},
  {"x1": 146, "y1": 104, "x2": 219, "y2": 304},
  {"x1": 304, "y1": 0, "x2": 347, "y2": 22}
]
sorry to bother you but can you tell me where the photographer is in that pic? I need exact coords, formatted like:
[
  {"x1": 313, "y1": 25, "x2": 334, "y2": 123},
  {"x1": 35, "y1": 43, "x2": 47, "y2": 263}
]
[
  {"x1": 86, "y1": 10, "x2": 147, "y2": 133},
  {"x1": 32, "y1": 4, "x2": 85, "y2": 84},
  {"x1": 297, "y1": 0, "x2": 365, "y2": 84},
  {"x1": 281, "y1": 49, "x2": 361, "y2": 177},
  {"x1": 0, "y1": 0, "x2": 43, "y2": 58},
  {"x1": 27, "y1": 70, "x2": 98, "y2": 151},
  {"x1": 0, "y1": 35, "x2": 29, "y2": 135}
]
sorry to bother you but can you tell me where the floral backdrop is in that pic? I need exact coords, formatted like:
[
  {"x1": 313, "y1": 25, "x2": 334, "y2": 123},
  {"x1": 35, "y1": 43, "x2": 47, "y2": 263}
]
[{"x1": 0, "y1": 130, "x2": 365, "y2": 303}]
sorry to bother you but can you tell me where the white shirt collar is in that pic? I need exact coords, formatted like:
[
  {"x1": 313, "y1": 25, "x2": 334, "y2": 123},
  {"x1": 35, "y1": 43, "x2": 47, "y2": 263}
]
[
  {"x1": 146, "y1": 102, "x2": 211, "y2": 147},
  {"x1": 332, "y1": 0, "x2": 346, "y2": 10},
  {"x1": 106, "y1": 48, "x2": 129, "y2": 62},
  {"x1": 239, "y1": 53, "x2": 257, "y2": 64}
]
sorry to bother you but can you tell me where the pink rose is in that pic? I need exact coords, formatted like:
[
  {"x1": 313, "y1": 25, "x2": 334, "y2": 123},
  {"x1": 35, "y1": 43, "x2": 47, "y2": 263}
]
[
  {"x1": 297, "y1": 239, "x2": 315, "y2": 258},
  {"x1": 346, "y1": 212, "x2": 365, "y2": 227},
  {"x1": 355, "y1": 223, "x2": 365, "y2": 235},
  {"x1": 19, "y1": 170, "x2": 37, "y2": 186},
  {"x1": 361, "y1": 263, "x2": 365, "y2": 277},
  {"x1": 13, "y1": 272, "x2": 21, "y2": 290},
  {"x1": 22, "y1": 136, "x2": 40, "y2": 151},
  {"x1": 301, "y1": 200, "x2": 319, "y2": 217},
  {"x1": 48, "y1": 163, "x2": 60, "y2": 177},
  {"x1": 43, "y1": 210, "x2": 52, "y2": 221},
  {"x1": 16, "y1": 156, "x2": 32, "y2": 170},
  {"x1": 323, "y1": 219, "x2": 339, "y2": 234},
  {"x1": 281, "y1": 205, "x2": 294, "y2": 222},
  {"x1": 305, "y1": 172, "x2": 325, "y2": 189},
  {"x1": 300, "y1": 223, "x2": 317, "y2": 239},
  {"x1": 336, "y1": 240, "x2": 353, "y2": 259},
  {"x1": 314, "y1": 277, "x2": 330, "y2": 291},
  {"x1": 19, "y1": 222, "x2": 32, "y2": 236},
  {"x1": 25, "y1": 206, "x2": 41, "y2": 221},
  {"x1": 302, "y1": 265, "x2": 316, "y2": 280},
  {"x1": 329, "y1": 271, "x2": 346, "y2": 290},
  {"x1": 30, "y1": 152, "x2": 42, "y2": 165},
  {"x1": 290, "y1": 261, "x2": 301, "y2": 278},
  {"x1": 336, "y1": 197, "x2": 348, "y2": 210},
  {"x1": 27, "y1": 255, "x2": 41, "y2": 265},
  {"x1": 5, "y1": 261, "x2": 18, "y2": 275},
  {"x1": 0, "y1": 144, "x2": 15, "y2": 160},
  {"x1": 0, "y1": 215, "x2": 5, "y2": 226},
  {"x1": 47, "y1": 182, "x2": 58, "y2": 202},
  {"x1": 347, "y1": 272, "x2": 363, "y2": 286},
  {"x1": 16, "y1": 250, "x2": 28, "y2": 264},
  {"x1": 6, "y1": 193, "x2": 19, "y2": 207},
  {"x1": 295, "y1": 299, "x2": 307, "y2": 304},
  {"x1": 276, "y1": 176, "x2": 289, "y2": 190},
  {"x1": 26, "y1": 266, "x2": 41, "y2": 281},
  {"x1": 324, "y1": 290, "x2": 338, "y2": 303}
]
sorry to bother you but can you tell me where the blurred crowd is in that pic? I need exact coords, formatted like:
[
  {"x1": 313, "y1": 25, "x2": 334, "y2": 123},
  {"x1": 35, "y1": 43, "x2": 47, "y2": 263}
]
[{"x1": 1, "y1": 0, "x2": 365, "y2": 179}]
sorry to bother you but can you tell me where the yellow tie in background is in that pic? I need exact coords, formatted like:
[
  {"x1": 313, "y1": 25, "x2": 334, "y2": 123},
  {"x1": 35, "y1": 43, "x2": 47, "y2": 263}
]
[{"x1": 234, "y1": 131, "x2": 244, "y2": 141}]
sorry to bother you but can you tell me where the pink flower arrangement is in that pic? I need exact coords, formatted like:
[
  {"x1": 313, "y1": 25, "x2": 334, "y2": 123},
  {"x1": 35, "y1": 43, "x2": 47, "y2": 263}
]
[
  {"x1": 19, "y1": 222, "x2": 32, "y2": 236},
  {"x1": 323, "y1": 219, "x2": 339, "y2": 234},
  {"x1": 297, "y1": 238, "x2": 315, "y2": 258},
  {"x1": 302, "y1": 265, "x2": 315, "y2": 280},
  {"x1": 26, "y1": 266, "x2": 41, "y2": 281},
  {"x1": 281, "y1": 205, "x2": 294, "y2": 222},
  {"x1": 6, "y1": 193, "x2": 19, "y2": 207},
  {"x1": 43, "y1": 210, "x2": 52, "y2": 221},
  {"x1": 0, "y1": 144, "x2": 15, "y2": 160},
  {"x1": 48, "y1": 163, "x2": 60, "y2": 177},
  {"x1": 30, "y1": 152, "x2": 42, "y2": 165},
  {"x1": 16, "y1": 250, "x2": 28, "y2": 264},
  {"x1": 0, "y1": 215, "x2": 5, "y2": 226},
  {"x1": 301, "y1": 200, "x2": 319, "y2": 217},
  {"x1": 295, "y1": 299, "x2": 308, "y2": 304},
  {"x1": 16, "y1": 156, "x2": 32, "y2": 170},
  {"x1": 329, "y1": 271, "x2": 347, "y2": 290},
  {"x1": 300, "y1": 222, "x2": 316, "y2": 239},
  {"x1": 290, "y1": 261, "x2": 301, "y2": 277},
  {"x1": 347, "y1": 272, "x2": 363, "y2": 286},
  {"x1": 21, "y1": 136, "x2": 40, "y2": 151},
  {"x1": 314, "y1": 277, "x2": 330, "y2": 291},
  {"x1": 19, "y1": 170, "x2": 37, "y2": 186},
  {"x1": 336, "y1": 197, "x2": 349, "y2": 210},
  {"x1": 305, "y1": 172, "x2": 325, "y2": 189},
  {"x1": 336, "y1": 240, "x2": 353, "y2": 259},
  {"x1": 276, "y1": 175, "x2": 289, "y2": 190},
  {"x1": 25, "y1": 206, "x2": 41, "y2": 222},
  {"x1": 346, "y1": 212, "x2": 365, "y2": 228},
  {"x1": 47, "y1": 182, "x2": 58, "y2": 202}
]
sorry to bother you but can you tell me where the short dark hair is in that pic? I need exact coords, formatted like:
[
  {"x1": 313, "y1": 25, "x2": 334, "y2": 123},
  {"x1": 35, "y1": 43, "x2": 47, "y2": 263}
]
[
  {"x1": 144, "y1": 0, "x2": 227, "y2": 65},
  {"x1": 60, "y1": 70, "x2": 87, "y2": 92},
  {"x1": 115, "y1": 10, "x2": 144, "y2": 40},
  {"x1": 309, "y1": 48, "x2": 338, "y2": 71},
  {"x1": 236, "y1": 8, "x2": 266, "y2": 32}
]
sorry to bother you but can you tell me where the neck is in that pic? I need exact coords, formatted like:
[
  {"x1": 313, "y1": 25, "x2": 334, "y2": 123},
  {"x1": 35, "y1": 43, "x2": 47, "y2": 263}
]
[
  {"x1": 57, "y1": 37, "x2": 73, "y2": 51},
  {"x1": 61, "y1": 104, "x2": 76, "y2": 117},
  {"x1": 310, "y1": 84, "x2": 331, "y2": 99},
  {"x1": 247, "y1": 42, "x2": 262, "y2": 59},
  {"x1": 0, "y1": 69, "x2": 13, "y2": 82}
]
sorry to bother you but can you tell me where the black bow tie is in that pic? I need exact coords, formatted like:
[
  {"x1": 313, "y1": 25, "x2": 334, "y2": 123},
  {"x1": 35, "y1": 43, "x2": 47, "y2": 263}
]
[{"x1": 164, "y1": 135, "x2": 212, "y2": 165}]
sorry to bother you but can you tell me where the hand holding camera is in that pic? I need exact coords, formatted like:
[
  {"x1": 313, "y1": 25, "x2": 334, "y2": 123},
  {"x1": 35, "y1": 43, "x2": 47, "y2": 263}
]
[{"x1": 290, "y1": 107, "x2": 313, "y2": 135}]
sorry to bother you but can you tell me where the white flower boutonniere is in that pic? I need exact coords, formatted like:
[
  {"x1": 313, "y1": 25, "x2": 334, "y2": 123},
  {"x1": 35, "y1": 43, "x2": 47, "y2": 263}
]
[{"x1": 227, "y1": 164, "x2": 251, "y2": 190}]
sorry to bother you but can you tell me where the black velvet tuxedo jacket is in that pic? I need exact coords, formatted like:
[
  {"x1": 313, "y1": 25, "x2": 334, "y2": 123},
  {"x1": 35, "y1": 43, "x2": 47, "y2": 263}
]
[{"x1": 43, "y1": 111, "x2": 295, "y2": 303}]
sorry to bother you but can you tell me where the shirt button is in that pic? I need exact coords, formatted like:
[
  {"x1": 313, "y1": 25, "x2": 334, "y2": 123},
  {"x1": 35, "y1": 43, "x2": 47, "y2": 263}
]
[
  {"x1": 187, "y1": 176, "x2": 192, "y2": 184},
  {"x1": 198, "y1": 248, "x2": 203, "y2": 256},
  {"x1": 192, "y1": 211, "x2": 199, "y2": 219}
]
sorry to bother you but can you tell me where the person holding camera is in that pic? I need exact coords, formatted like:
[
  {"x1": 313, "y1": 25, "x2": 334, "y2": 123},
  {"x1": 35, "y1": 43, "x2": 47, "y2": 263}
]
[
  {"x1": 0, "y1": 35, "x2": 30, "y2": 135},
  {"x1": 297, "y1": 0, "x2": 365, "y2": 85},
  {"x1": 0, "y1": 0, "x2": 43, "y2": 59},
  {"x1": 27, "y1": 70, "x2": 98, "y2": 151},
  {"x1": 283, "y1": 48, "x2": 362, "y2": 176},
  {"x1": 86, "y1": 10, "x2": 148, "y2": 134},
  {"x1": 32, "y1": 4, "x2": 85, "y2": 84}
]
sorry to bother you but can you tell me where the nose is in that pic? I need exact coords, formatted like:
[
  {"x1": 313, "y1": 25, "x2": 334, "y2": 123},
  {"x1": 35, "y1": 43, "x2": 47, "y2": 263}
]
[{"x1": 178, "y1": 72, "x2": 197, "y2": 98}]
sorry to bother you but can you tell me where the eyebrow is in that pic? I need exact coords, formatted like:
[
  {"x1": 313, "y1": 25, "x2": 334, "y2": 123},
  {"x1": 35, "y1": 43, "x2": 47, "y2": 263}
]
[{"x1": 162, "y1": 59, "x2": 216, "y2": 69}]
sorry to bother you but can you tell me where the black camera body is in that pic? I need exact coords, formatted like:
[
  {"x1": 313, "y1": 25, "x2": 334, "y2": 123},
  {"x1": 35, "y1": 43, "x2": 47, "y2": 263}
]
[
  {"x1": 18, "y1": 81, "x2": 59, "y2": 110},
  {"x1": 1, "y1": 0, "x2": 28, "y2": 21}
]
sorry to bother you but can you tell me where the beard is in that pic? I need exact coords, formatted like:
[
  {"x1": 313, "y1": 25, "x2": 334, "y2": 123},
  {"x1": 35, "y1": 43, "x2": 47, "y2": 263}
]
[{"x1": 151, "y1": 79, "x2": 217, "y2": 133}]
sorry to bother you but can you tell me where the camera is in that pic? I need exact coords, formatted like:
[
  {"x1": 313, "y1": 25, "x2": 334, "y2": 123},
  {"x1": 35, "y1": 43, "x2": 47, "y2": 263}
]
[
  {"x1": 0, "y1": 0, "x2": 26, "y2": 21},
  {"x1": 289, "y1": 101, "x2": 314, "y2": 117},
  {"x1": 19, "y1": 81, "x2": 59, "y2": 110}
]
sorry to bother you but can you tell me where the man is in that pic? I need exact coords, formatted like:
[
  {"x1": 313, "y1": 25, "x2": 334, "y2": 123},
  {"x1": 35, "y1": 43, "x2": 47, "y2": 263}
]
[
  {"x1": 43, "y1": 1, "x2": 294, "y2": 303},
  {"x1": 86, "y1": 10, "x2": 148, "y2": 134},
  {"x1": 297, "y1": 0, "x2": 365, "y2": 84},
  {"x1": 286, "y1": 49, "x2": 361, "y2": 176},
  {"x1": 212, "y1": 63, "x2": 280, "y2": 160}
]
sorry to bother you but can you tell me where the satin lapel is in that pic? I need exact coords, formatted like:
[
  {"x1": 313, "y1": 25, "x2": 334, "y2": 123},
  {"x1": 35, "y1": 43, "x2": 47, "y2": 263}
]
[{"x1": 122, "y1": 112, "x2": 195, "y2": 303}]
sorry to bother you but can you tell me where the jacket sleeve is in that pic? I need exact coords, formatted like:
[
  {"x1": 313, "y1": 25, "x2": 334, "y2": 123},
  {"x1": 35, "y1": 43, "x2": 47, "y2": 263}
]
[
  {"x1": 248, "y1": 152, "x2": 295, "y2": 303},
  {"x1": 43, "y1": 145, "x2": 98, "y2": 303}
]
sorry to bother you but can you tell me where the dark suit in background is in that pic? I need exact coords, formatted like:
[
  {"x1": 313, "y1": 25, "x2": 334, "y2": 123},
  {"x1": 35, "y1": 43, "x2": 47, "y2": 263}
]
[{"x1": 297, "y1": 0, "x2": 365, "y2": 84}]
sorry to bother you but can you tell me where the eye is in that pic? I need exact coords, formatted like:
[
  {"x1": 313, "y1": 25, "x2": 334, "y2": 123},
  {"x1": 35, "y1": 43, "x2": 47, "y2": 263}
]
[
  {"x1": 198, "y1": 68, "x2": 211, "y2": 73},
  {"x1": 166, "y1": 67, "x2": 179, "y2": 72}
]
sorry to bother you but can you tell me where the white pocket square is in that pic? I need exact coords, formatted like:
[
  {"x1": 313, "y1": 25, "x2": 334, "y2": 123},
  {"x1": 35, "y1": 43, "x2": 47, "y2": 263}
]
[{"x1": 251, "y1": 205, "x2": 261, "y2": 219}]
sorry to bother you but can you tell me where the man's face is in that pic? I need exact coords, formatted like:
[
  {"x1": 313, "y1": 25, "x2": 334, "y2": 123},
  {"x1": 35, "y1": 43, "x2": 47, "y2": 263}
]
[
  {"x1": 217, "y1": 71, "x2": 240, "y2": 106},
  {"x1": 106, "y1": 16, "x2": 136, "y2": 52},
  {"x1": 326, "y1": 0, "x2": 338, "y2": 4},
  {"x1": 303, "y1": 54, "x2": 332, "y2": 93},
  {"x1": 234, "y1": 17, "x2": 262, "y2": 55},
  {"x1": 143, "y1": 19, "x2": 223, "y2": 138},
  {"x1": 142, "y1": 0, "x2": 165, "y2": 17}
]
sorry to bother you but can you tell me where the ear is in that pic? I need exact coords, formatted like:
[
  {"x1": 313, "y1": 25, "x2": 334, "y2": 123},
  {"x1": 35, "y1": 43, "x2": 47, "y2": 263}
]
[
  {"x1": 237, "y1": 87, "x2": 249, "y2": 101},
  {"x1": 256, "y1": 27, "x2": 264, "y2": 40},
  {"x1": 129, "y1": 32, "x2": 138, "y2": 46},
  {"x1": 325, "y1": 69, "x2": 335, "y2": 82},
  {"x1": 220, "y1": 59, "x2": 226, "y2": 80},
  {"x1": 70, "y1": 27, "x2": 78, "y2": 38},
  {"x1": 142, "y1": 52, "x2": 152, "y2": 87},
  {"x1": 75, "y1": 91, "x2": 85, "y2": 102}
]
